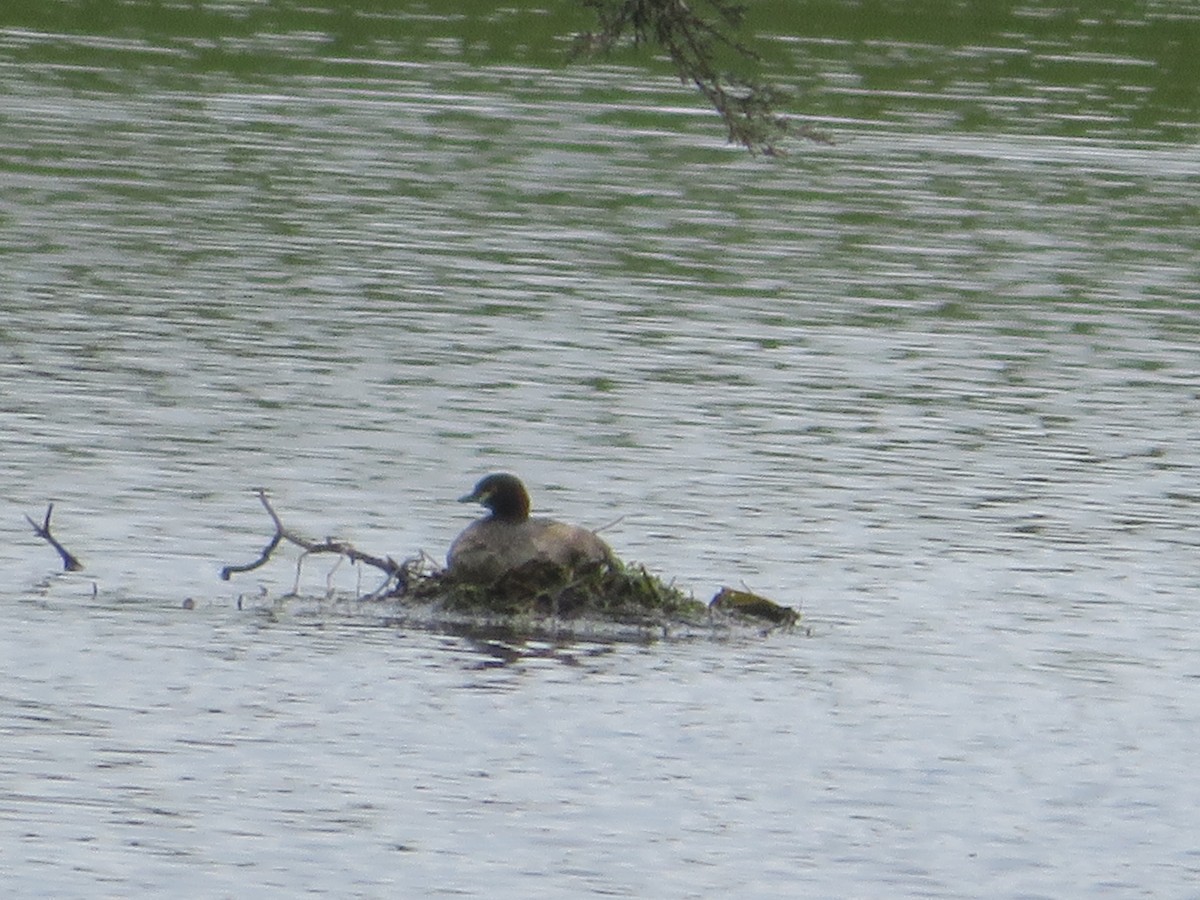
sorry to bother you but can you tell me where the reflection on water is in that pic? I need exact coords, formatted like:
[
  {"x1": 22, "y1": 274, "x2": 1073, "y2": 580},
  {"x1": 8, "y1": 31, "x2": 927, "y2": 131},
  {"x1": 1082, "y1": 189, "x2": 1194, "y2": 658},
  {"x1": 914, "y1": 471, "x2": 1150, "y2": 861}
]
[{"x1": 2, "y1": 4, "x2": 1200, "y2": 897}]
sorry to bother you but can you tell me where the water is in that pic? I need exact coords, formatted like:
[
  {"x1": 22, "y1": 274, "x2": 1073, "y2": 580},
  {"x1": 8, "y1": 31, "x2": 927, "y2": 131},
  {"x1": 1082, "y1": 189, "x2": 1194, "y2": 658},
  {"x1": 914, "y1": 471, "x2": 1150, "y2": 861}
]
[{"x1": 2, "y1": 2, "x2": 1199, "y2": 896}]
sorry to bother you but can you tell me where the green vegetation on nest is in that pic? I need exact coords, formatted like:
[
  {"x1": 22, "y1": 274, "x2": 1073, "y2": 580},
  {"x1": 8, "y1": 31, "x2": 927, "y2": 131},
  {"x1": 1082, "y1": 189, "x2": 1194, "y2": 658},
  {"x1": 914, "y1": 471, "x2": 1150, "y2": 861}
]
[
  {"x1": 710, "y1": 586, "x2": 800, "y2": 627},
  {"x1": 405, "y1": 558, "x2": 799, "y2": 632},
  {"x1": 410, "y1": 558, "x2": 708, "y2": 625}
]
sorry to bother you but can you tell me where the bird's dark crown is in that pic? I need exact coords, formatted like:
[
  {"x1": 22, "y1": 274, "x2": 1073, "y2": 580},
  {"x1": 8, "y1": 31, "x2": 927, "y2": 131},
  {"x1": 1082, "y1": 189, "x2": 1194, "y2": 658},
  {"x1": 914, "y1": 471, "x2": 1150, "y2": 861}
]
[{"x1": 459, "y1": 473, "x2": 531, "y2": 522}]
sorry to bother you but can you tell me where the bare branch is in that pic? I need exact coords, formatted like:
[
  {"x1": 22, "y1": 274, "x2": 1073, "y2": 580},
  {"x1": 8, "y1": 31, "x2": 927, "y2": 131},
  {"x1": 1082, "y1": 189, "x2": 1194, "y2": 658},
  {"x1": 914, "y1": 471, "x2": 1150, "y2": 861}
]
[
  {"x1": 573, "y1": 0, "x2": 831, "y2": 155},
  {"x1": 25, "y1": 503, "x2": 83, "y2": 572},
  {"x1": 220, "y1": 488, "x2": 416, "y2": 597}
]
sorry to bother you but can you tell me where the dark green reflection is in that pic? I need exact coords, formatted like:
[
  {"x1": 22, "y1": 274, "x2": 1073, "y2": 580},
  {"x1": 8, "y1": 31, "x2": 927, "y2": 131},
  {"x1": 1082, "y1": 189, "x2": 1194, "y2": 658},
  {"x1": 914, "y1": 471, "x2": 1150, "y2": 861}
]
[{"x1": 0, "y1": 0, "x2": 1195, "y2": 139}]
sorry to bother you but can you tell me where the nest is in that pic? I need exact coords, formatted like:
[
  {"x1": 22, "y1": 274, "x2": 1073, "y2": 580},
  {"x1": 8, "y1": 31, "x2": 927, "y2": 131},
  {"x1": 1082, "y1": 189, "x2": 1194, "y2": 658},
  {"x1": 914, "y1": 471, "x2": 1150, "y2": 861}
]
[
  {"x1": 202, "y1": 490, "x2": 800, "y2": 633},
  {"x1": 411, "y1": 557, "x2": 707, "y2": 624},
  {"x1": 407, "y1": 558, "x2": 799, "y2": 632}
]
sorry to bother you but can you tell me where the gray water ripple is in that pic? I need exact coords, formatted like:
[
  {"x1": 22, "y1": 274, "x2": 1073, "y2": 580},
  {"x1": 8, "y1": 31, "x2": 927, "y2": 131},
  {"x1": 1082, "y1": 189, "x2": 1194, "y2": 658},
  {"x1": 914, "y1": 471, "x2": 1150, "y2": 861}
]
[{"x1": 4, "y1": 12, "x2": 1200, "y2": 897}]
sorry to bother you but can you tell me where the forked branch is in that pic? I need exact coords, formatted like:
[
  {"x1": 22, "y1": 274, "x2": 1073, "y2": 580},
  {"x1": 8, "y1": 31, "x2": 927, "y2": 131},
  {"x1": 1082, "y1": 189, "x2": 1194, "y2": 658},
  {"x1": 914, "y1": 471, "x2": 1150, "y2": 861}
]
[
  {"x1": 220, "y1": 488, "x2": 416, "y2": 597},
  {"x1": 26, "y1": 503, "x2": 83, "y2": 572},
  {"x1": 573, "y1": 0, "x2": 832, "y2": 155}
]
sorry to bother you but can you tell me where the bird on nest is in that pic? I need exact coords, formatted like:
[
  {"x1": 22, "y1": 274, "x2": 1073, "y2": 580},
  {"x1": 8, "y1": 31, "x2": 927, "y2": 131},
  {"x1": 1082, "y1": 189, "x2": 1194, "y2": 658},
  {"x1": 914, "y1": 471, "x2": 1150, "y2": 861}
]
[{"x1": 447, "y1": 473, "x2": 613, "y2": 584}]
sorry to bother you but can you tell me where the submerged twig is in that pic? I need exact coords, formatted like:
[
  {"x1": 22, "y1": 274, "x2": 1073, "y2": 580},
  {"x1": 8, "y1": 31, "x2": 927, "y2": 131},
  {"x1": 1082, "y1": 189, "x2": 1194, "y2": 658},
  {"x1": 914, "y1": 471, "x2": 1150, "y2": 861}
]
[
  {"x1": 220, "y1": 488, "x2": 414, "y2": 597},
  {"x1": 593, "y1": 514, "x2": 627, "y2": 534},
  {"x1": 25, "y1": 503, "x2": 83, "y2": 572}
]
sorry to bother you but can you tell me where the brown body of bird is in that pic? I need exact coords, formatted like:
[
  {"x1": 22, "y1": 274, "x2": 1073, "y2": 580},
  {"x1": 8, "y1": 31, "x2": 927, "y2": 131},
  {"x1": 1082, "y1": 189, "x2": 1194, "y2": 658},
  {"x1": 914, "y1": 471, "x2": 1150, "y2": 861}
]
[{"x1": 447, "y1": 473, "x2": 613, "y2": 583}]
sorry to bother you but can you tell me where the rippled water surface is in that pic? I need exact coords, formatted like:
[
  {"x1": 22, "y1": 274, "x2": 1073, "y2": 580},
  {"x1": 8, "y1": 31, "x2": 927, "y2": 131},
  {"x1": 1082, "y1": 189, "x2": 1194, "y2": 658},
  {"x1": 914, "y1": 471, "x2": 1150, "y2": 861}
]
[{"x1": 2, "y1": 3, "x2": 1199, "y2": 896}]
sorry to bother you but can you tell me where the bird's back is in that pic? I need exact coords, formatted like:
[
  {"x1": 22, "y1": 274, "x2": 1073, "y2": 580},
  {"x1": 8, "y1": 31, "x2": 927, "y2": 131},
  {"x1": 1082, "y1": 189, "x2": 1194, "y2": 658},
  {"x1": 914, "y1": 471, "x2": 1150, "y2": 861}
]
[{"x1": 447, "y1": 516, "x2": 611, "y2": 583}]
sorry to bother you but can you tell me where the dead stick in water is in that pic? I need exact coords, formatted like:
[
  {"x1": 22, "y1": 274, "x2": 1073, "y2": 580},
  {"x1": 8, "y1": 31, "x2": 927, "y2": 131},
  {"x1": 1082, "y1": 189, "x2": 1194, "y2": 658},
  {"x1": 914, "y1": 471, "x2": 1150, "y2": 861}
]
[
  {"x1": 220, "y1": 488, "x2": 413, "y2": 596},
  {"x1": 25, "y1": 503, "x2": 83, "y2": 572}
]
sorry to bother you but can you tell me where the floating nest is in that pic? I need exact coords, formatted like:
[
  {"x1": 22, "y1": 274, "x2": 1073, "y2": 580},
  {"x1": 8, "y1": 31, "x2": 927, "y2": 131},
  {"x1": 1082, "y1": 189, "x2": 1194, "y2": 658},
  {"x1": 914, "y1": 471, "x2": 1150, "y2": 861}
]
[
  {"x1": 192, "y1": 491, "x2": 800, "y2": 637},
  {"x1": 405, "y1": 557, "x2": 799, "y2": 632}
]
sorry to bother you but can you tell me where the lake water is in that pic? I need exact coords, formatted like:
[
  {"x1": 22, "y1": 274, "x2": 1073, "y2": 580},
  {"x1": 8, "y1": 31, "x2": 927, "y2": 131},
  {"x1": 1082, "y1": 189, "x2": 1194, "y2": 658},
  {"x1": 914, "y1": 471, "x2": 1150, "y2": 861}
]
[{"x1": 2, "y1": 2, "x2": 1198, "y2": 896}]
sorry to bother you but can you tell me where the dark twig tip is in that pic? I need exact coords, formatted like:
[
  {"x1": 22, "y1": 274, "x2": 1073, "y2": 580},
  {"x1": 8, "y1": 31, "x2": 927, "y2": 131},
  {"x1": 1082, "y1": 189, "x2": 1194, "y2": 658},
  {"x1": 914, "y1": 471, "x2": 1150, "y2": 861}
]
[{"x1": 27, "y1": 503, "x2": 84, "y2": 572}]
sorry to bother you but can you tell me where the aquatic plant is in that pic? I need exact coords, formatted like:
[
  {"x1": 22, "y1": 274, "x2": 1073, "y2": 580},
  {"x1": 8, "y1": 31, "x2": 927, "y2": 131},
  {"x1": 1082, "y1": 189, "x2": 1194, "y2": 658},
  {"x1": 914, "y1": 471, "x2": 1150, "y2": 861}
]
[
  {"x1": 572, "y1": 0, "x2": 831, "y2": 155},
  {"x1": 411, "y1": 556, "x2": 706, "y2": 623}
]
